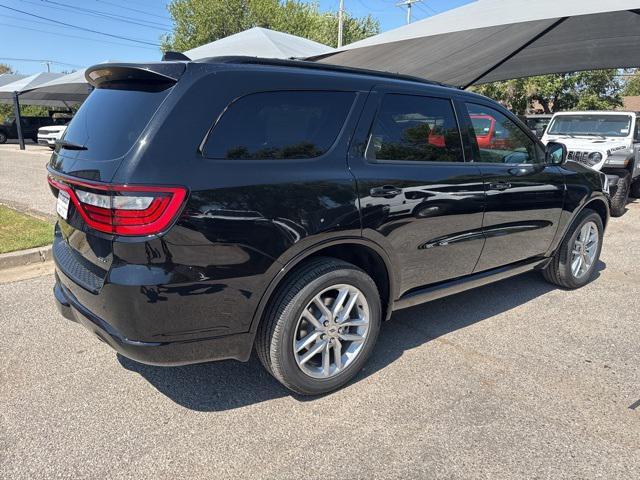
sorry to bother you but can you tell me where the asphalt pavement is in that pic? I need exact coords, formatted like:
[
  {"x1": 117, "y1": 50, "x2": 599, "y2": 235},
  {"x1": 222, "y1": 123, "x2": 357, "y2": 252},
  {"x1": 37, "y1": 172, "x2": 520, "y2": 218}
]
[{"x1": 0, "y1": 143, "x2": 639, "y2": 478}]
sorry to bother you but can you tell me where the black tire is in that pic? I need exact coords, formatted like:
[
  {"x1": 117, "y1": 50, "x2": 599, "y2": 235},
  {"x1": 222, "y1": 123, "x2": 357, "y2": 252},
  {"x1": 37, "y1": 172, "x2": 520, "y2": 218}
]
[
  {"x1": 256, "y1": 257, "x2": 381, "y2": 395},
  {"x1": 610, "y1": 172, "x2": 631, "y2": 217},
  {"x1": 542, "y1": 208, "x2": 604, "y2": 289},
  {"x1": 0, "y1": 132, "x2": 7, "y2": 144},
  {"x1": 630, "y1": 178, "x2": 640, "y2": 198}
]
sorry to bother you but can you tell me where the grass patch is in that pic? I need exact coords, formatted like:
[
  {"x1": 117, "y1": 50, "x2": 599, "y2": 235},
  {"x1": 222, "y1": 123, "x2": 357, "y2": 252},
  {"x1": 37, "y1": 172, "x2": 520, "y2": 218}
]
[{"x1": 0, "y1": 205, "x2": 53, "y2": 254}]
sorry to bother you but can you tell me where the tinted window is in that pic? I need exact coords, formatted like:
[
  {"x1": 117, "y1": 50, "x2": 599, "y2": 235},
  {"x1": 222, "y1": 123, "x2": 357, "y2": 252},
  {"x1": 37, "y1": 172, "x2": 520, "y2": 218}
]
[
  {"x1": 466, "y1": 103, "x2": 541, "y2": 164},
  {"x1": 367, "y1": 94, "x2": 463, "y2": 162},
  {"x1": 204, "y1": 91, "x2": 355, "y2": 160},
  {"x1": 62, "y1": 87, "x2": 171, "y2": 159}
]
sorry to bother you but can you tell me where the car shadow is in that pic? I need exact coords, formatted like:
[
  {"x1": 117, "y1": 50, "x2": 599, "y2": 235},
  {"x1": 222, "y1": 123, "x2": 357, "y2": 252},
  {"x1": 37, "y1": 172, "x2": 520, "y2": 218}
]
[{"x1": 119, "y1": 262, "x2": 605, "y2": 412}]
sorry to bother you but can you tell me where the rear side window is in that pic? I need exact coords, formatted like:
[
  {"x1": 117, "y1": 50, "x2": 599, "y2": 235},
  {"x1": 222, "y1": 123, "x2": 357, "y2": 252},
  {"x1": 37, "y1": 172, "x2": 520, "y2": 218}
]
[
  {"x1": 62, "y1": 87, "x2": 171, "y2": 159},
  {"x1": 366, "y1": 94, "x2": 463, "y2": 163},
  {"x1": 203, "y1": 91, "x2": 355, "y2": 160}
]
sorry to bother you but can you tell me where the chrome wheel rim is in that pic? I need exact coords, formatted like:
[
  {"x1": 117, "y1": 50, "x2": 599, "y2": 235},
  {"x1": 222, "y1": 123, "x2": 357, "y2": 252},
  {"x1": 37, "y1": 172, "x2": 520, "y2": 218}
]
[
  {"x1": 571, "y1": 221, "x2": 599, "y2": 279},
  {"x1": 293, "y1": 284, "x2": 370, "y2": 379}
]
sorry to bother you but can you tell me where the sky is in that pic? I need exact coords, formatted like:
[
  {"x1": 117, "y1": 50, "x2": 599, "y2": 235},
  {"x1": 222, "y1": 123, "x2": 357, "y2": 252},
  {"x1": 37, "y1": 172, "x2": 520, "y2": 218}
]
[{"x1": 0, "y1": 0, "x2": 473, "y2": 75}]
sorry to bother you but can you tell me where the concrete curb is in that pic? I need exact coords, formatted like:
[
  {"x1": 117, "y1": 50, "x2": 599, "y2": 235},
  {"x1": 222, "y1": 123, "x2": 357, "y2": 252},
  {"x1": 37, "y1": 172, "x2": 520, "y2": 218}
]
[{"x1": 0, "y1": 245, "x2": 53, "y2": 270}]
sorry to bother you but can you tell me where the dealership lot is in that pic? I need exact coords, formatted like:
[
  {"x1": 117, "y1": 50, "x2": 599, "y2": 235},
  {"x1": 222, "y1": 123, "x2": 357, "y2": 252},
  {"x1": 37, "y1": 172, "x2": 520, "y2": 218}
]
[{"x1": 1, "y1": 159, "x2": 639, "y2": 478}]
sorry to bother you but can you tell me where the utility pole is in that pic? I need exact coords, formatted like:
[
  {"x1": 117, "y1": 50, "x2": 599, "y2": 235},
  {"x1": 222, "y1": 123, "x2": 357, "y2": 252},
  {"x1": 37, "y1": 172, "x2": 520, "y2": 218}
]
[
  {"x1": 41, "y1": 61, "x2": 52, "y2": 72},
  {"x1": 337, "y1": 0, "x2": 345, "y2": 48},
  {"x1": 396, "y1": 0, "x2": 422, "y2": 24}
]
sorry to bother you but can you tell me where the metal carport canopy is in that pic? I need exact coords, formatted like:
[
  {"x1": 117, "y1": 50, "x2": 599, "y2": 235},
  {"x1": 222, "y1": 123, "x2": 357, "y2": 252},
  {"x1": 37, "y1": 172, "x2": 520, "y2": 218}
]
[
  {"x1": 310, "y1": 0, "x2": 640, "y2": 88},
  {"x1": 185, "y1": 27, "x2": 334, "y2": 60},
  {"x1": 18, "y1": 68, "x2": 90, "y2": 105}
]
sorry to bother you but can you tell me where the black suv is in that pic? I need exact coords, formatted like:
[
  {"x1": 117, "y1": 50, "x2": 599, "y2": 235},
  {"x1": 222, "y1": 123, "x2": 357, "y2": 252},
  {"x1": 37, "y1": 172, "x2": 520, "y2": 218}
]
[
  {"x1": 0, "y1": 115, "x2": 59, "y2": 143},
  {"x1": 49, "y1": 58, "x2": 609, "y2": 395}
]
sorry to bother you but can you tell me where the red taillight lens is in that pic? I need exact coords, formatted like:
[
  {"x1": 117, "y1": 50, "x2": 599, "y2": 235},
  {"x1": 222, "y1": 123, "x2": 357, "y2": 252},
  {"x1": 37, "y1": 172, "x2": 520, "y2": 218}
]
[{"x1": 48, "y1": 175, "x2": 187, "y2": 236}]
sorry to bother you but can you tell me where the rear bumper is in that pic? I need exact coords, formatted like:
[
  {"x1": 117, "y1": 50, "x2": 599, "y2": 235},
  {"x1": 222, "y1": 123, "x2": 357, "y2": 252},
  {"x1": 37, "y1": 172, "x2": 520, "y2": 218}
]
[{"x1": 53, "y1": 275, "x2": 254, "y2": 366}]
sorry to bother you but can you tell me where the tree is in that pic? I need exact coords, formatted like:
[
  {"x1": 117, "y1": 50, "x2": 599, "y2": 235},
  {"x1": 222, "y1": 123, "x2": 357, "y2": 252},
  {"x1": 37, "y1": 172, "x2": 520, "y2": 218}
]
[
  {"x1": 0, "y1": 63, "x2": 11, "y2": 75},
  {"x1": 162, "y1": 0, "x2": 379, "y2": 52},
  {"x1": 623, "y1": 70, "x2": 640, "y2": 96},
  {"x1": 473, "y1": 70, "x2": 623, "y2": 114}
]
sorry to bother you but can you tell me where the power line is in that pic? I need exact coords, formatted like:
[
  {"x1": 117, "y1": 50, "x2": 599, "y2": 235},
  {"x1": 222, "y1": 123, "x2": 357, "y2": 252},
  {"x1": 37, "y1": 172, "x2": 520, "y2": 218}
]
[
  {"x1": 0, "y1": 57, "x2": 83, "y2": 68},
  {"x1": 95, "y1": 0, "x2": 172, "y2": 21},
  {"x1": 35, "y1": 0, "x2": 171, "y2": 31},
  {"x1": 0, "y1": 21, "x2": 158, "y2": 50},
  {"x1": 0, "y1": 3, "x2": 161, "y2": 46}
]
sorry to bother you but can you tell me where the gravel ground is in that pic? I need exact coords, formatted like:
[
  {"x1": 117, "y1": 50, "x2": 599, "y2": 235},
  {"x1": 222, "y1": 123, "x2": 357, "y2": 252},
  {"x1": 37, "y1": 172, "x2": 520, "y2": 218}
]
[
  {"x1": 0, "y1": 143, "x2": 55, "y2": 221},
  {"x1": 1, "y1": 201, "x2": 639, "y2": 479}
]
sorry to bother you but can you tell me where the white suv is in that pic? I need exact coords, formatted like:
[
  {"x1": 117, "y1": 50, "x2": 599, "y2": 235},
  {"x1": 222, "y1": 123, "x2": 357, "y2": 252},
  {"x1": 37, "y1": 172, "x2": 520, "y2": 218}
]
[
  {"x1": 37, "y1": 124, "x2": 68, "y2": 150},
  {"x1": 541, "y1": 111, "x2": 640, "y2": 217}
]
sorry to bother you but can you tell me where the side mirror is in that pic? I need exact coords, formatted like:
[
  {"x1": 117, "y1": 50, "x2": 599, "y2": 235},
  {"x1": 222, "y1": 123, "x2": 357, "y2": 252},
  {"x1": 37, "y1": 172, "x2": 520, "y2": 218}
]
[{"x1": 546, "y1": 141, "x2": 567, "y2": 166}]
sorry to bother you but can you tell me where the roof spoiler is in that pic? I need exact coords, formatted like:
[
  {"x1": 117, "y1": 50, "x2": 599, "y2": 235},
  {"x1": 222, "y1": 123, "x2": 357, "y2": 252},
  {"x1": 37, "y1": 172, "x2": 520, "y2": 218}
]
[
  {"x1": 85, "y1": 63, "x2": 186, "y2": 89},
  {"x1": 162, "y1": 51, "x2": 191, "y2": 61}
]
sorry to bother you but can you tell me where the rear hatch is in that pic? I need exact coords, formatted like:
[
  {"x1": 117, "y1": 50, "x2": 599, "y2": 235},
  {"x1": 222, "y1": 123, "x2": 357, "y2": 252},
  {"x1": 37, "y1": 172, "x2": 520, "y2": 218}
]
[{"x1": 48, "y1": 62, "x2": 187, "y2": 292}]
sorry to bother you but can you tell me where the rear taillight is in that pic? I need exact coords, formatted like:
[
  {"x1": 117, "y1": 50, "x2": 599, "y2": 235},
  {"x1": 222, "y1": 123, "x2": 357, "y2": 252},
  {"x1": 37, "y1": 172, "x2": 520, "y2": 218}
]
[{"x1": 48, "y1": 175, "x2": 187, "y2": 236}]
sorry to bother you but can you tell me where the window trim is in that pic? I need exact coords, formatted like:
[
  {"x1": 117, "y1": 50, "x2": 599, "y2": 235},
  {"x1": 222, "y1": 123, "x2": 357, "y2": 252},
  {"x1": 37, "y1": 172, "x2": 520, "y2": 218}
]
[
  {"x1": 199, "y1": 89, "x2": 357, "y2": 161},
  {"x1": 461, "y1": 100, "x2": 545, "y2": 166},
  {"x1": 363, "y1": 92, "x2": 467, "y2": 166}
]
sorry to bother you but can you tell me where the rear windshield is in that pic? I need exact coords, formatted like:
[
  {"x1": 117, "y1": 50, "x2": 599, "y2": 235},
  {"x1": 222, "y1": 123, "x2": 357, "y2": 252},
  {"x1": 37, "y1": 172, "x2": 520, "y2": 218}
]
[
  {"x1": 62, "y1": 87, "x2": 170, "y2": 159},
  {"x1": 547, "y1": 114, "x2": 632, "y2": 138}
]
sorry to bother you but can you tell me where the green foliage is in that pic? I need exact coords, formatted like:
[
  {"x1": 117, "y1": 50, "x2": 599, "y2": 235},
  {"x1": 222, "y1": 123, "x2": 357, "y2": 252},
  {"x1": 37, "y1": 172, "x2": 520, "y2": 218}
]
[
  {"x1": 162, "y1": 0, "x2": 379, "y2": 51},
  {"x1": 623, "y1": 70, "x2": 640, "y2": 96},
  {"x1": 473, "y1": 70, "x2": 623, "y2": 114},
  {"x1": 0, "y1": 206, "x2": 53, "y2": 254}
]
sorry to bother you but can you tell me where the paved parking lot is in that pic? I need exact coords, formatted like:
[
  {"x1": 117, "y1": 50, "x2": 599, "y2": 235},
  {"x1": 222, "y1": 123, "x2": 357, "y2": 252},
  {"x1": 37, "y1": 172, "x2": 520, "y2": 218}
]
[
  {"x1": 0, "y1": 142, "x2": 55, "y2": 221},
  {"x1": 1, "y1": 145, "x2": 639, "y2": 478}
]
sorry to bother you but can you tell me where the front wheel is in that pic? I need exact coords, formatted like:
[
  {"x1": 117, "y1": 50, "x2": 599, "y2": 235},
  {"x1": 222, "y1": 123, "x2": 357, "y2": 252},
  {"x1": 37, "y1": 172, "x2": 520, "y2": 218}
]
[
  {"x1": 256, "y1": 257, "x2": 381, "y2": 395},
  {"x1": 610, "y1": 172, "x2": 630, "y2": 217},
  {"x1": 0, "y1": 132, "x2": 7, "y2": 144},
  {"x1": 542, "y1": 209, "x2": 603, "y2": 289}
]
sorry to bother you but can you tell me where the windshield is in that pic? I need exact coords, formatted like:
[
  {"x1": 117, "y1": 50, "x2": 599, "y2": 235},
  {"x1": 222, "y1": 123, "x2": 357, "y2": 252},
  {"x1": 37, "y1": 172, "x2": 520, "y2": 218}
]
[
  {"x1": 470, "y1": 117, "x2": 492, "y2": 136},
  {"x1": 547, "y1": 114, "x2": 632, "y2": 138},
  {"x1": 62, "y1": 86, "x2": 171, "y2": 159}
]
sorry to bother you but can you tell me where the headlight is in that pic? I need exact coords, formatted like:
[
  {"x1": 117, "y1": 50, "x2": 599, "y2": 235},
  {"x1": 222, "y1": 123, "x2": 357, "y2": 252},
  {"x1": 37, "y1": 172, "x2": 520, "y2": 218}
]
[{"x1": 587, "y1": 152, "x2": 603, "y2": 166}]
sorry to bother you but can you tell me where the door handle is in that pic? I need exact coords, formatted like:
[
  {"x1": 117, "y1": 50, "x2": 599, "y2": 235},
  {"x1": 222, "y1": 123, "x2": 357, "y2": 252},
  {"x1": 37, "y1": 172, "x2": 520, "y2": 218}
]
[
  {"x1": 489, "y1": 182, "x2": 512, "y2": 191},
  {"x1": 370, "y1": 185, "x2": 402, "y2": 198}
]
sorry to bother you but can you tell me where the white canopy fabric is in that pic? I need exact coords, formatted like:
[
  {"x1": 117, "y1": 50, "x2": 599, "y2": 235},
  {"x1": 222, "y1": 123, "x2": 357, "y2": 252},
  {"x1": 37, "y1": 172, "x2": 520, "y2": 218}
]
[
  {"x1": 0, "y1": 72, "x2": 66, "y2": 105},
  {"x1": 185, "y1": 27, "x2": 334, "y2": 60},
  {"x1": 0, "y1": 73, "x2": 27, "y2": 87},
  {"x1": 311, "y1": 0, "x2": 640, "y2": 87},
  {"x1": 19, "y1": 68, "x2": 90, "y2": 104}
]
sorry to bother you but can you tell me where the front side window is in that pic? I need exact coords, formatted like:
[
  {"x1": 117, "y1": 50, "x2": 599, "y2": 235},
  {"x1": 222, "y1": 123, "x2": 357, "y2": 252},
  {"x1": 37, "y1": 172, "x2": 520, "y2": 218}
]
[
  {"x1": 203, "y1": 91, "x2": 355, "y2": 160},
  {"x1": 466, "y1": 103, "x2": 541, "y2": 164},
  {"x1": 366, "y1": 94, "x2": 463, "y2": 163}
]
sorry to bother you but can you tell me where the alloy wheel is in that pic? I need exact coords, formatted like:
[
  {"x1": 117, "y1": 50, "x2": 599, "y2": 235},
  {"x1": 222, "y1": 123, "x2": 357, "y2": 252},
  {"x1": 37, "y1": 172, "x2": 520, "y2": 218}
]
[
  {"x1": 293, "y1": 284, "x2": 370, "y2": 379},
  {"x1": 570, "y1": 221, "x2": 599, "y2": 279}
]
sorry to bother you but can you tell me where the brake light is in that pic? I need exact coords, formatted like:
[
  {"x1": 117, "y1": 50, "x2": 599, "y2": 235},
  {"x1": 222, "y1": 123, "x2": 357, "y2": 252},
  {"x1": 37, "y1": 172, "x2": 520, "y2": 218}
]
[{"x1": 48, "y1": 175, "x2": 187, "y2": 236}]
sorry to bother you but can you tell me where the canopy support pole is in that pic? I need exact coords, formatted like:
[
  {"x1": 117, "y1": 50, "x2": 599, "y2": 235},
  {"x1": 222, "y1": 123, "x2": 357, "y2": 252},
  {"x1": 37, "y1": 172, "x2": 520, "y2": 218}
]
[
  {"x1": 12, "y1": 92, "x2": 25, "y2": 151},
  {"x1": 462, "y1": 17, "x2": 568, "y2": 89}
]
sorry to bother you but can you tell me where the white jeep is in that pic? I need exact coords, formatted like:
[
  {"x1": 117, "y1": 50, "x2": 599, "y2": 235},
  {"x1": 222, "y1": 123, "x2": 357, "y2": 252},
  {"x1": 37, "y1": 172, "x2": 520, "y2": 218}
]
[{"x1": 541, "y1": 111, "x2": 640, "y2": 217}]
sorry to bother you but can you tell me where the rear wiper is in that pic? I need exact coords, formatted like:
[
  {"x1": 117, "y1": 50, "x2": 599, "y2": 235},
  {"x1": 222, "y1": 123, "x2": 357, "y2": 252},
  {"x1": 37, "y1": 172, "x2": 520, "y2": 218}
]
[{"x1": 56, "y1": 139, "x2": 87, "y2": 151}]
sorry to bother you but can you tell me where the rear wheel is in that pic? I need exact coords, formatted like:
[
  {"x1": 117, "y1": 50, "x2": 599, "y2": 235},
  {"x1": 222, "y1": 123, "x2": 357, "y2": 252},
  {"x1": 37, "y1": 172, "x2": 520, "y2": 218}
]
[
  {"x1": 610, "y1": 172, "x2": 631, "y2": 217},
  {"x1": 256, "y1": 257, "x2": 381, "y2": 395},
  {"x1": 0, "y1": 131, "x2": 6, "y2": 144},
  {"x1": 542, "y1": 209, "x2": 603, "y2": 289}
]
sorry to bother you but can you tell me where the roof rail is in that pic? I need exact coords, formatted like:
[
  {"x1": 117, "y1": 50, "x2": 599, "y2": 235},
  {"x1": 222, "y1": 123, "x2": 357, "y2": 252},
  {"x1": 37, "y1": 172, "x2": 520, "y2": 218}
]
[{"x1": 197, "y1": 56, "x2": 450, "y2": 88}]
